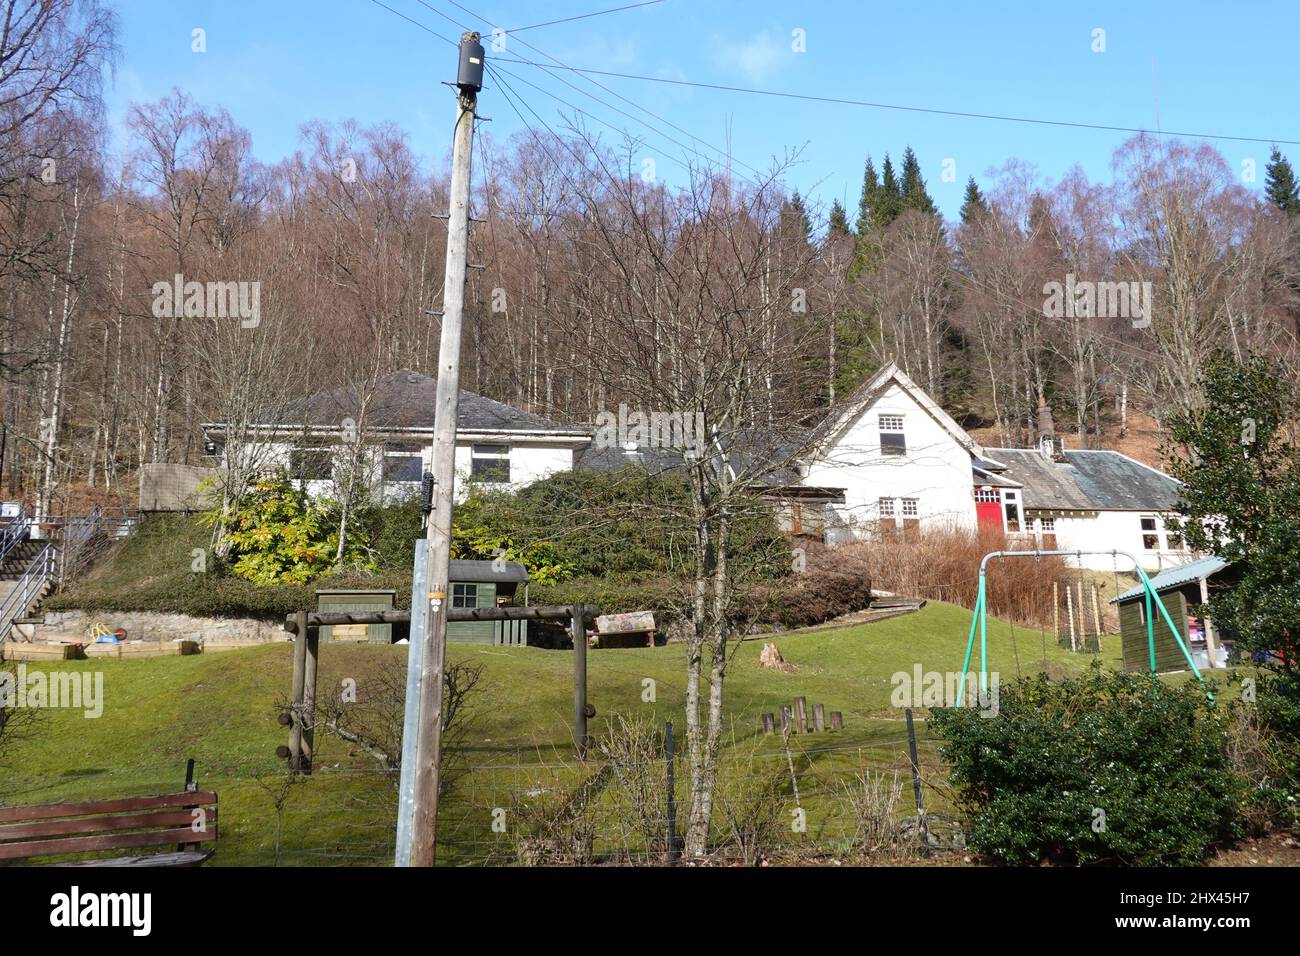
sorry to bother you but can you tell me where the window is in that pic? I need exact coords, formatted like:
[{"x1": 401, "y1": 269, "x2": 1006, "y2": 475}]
[
  {"x1": 974, "y1": 489, "x2": 1000, "y2": 503},
  {"x1": 289, "y1": 448, "x2": 333, "y2": 481},
  {"x1": 470, "y1": 444, "x2": 511, "y2": 483},
  {"x1": 878, "y1": 497, "x2": 921, "y2": 537},
  {"x1": 1004, "y1": 491, "x2": 1021, "y2": 533},
  {"x1": 382, "y1": 454, "x2": 423, "y2": 482},
  {"x1": 452, "y1": 583, "x2": 479, "y2": 609},
  {"x1": 879, "y1": 415, "x2": 906, "y2": 456},
  {"x1": 877, "y1": 497, "x2": 896, "y2": 538},
  {"x1": 1141, "y1": 516, "x2": 1159, "y2": 550},
  {"x1": 900, "y1": 498, "x2": 920, "y2": 539},
  {"x1": 1038, "y1": 516, "x2": 1057, "y2": 549}
]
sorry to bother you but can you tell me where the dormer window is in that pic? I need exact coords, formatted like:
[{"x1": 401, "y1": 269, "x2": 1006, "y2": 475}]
[{"x1": 879, "y1": 415, "x2": 906, "y2": 456}]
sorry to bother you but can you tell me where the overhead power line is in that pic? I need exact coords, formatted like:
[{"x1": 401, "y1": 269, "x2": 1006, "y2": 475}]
[
  {"x1": 490, "y1": 58, "x2": 1300, "y2": 147},
  {"x1": 505, "y1": 0, "x2": 664, "y2": 34}
]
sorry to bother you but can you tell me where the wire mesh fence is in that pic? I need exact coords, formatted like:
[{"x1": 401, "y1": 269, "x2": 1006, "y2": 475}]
[{"x1": 0, "y1": 722, "x2": 967, "y2": 867}]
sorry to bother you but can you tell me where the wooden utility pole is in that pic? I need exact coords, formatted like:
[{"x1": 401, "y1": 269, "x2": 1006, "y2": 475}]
[{"x1": 408, "y1": 31, "x2": 484, "y2": 868}]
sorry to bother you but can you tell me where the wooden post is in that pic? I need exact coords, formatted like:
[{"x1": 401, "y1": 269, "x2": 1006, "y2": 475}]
[
  {"x1": 905, "y1": 708, "x2": 928, "y2": 848},
  {"x1": 665, "y1": 720, "x2": 679, "y2": 864},
  {"x1": 830, "y1": 711, "x2": 843, "y2": 731},
  {"x1": 572, "y1": 603, "x2": 588, "y2": 758},
  {"x1": 1091, "y1": 583, "x2": 1104, "y2": 650},
  {"x1": 409, "y1": 33, "x2": 480, "y2": 869},
  {"x1": 287, "y1": 610, "x2": 308, "y2": 772},
  {"x1": 1052, "y1": 580, "x2": 1060, "y2": 647},
  {"x1": 779, "y1": 705, "x2": 792, "y2": 735},
  {"x1": 300, "y1": 625, "x2": 319, "y2": 774},
  {"x1": 1199, "y1": 575, "x2": 1220, "y2": 668},
  {"x1": 793, "y1": 697, "x2": 807, "y2": 733},
  {"x1": 1078, "y1": 580, "x2": 1088, "y2": 646},
  {"x1": 813, "y1": 703, "x2": 825, "y2": 733},
  {"x1": 761, "y1": 713, "x2": 775, "y2": 735},
  {"x1": 1066, "y1": 583, "x2": 1077, "y2": 652}
]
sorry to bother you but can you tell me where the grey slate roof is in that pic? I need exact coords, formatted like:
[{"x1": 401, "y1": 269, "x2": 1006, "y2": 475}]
[
  {"x1": 973, "y1": 465, "x2": 1022, "y2": 489},
  {"x1": 449, "y1": 559, "x2": 530, "y2": 583},
  {"x1": 266, "y1": 370, "x2": 586, "y2": 435},
  {"x1": 574, "y1": 431, "x2": 807, "y2": 488},
  {"x1": 1112, "y1": 556, "x2": 1229, "y2": 604},
  {"x1": 984, "y1": 448, "x2": 1182, "y2": 511}
]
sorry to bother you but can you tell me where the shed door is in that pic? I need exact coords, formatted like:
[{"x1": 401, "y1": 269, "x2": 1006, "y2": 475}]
[{"x1": 975, "y1": 489, "x2": 1002, "y2": 529}]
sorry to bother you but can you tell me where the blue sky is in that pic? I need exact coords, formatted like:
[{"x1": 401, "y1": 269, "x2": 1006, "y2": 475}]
[{"x1": 106, "y1": 1, "x2": 1299, "y2": 222}]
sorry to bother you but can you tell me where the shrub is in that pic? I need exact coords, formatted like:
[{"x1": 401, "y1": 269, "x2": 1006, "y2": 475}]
[
  {"x1": 529, "y1": 575, "x2": 682, "y2": 621},
  {"x1": 931, "y1": 664, "x2": 1243, "y2": 865},
  {"x1": 1231, "y1": 673, "x2": 1300, "y2": 830},
  {"x1": 752, "y1": 544, "x2": 872, "y2": 629},
  {"x1": 827, "y1": 525, "x2": 1067, "y2": 628},
  {"x1": 206, "y1": 476, "x2": 376, "y2": 584}
]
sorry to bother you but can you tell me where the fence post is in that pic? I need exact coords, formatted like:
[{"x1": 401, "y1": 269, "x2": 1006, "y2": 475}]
[
  {"x1": 904, "y1": 707, "x2": 929, "y2": 849},
  {"x1": 287, "y1": 610, "x2": 308, "y2": 772},
  {"x1": 665, "y1": 720, "x2": 679, "y2": 865},
  {"x1": 301, "y1": 624, "x2": 319, "y2": 774},
  {"x1": 572, "y1": 603, "x2": 588, "y2": 759}
]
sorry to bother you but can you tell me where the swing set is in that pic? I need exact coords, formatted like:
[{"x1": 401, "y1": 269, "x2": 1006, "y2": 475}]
[{"x1": 955, "y1": 549, "x2": 1211, "y2": 706}]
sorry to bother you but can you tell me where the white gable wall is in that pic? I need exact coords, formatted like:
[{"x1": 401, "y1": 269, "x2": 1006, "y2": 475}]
[
  {"x1": 1028, "y1": 509, "x2": 1194, "y2": 572},
  {"x1": 803, "y1": 380, "x2": 976, "y2": 535}
]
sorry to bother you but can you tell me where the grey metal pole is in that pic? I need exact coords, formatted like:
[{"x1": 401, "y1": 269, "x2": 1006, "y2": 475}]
[
  {"x1": 394, "y1": 545, "x2": 428, "y2": 866},
  {"x1": 409, "y1": 33, "x2": 480, "y2": 868}
]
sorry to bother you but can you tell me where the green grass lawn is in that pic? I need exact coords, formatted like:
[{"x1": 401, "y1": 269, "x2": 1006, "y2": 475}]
[{"x1": 6, "y1": 600, "x2": 1221, "y2": 866}]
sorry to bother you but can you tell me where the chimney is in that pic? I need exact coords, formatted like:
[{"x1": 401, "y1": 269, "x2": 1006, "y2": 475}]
[
  {"x1": 1037, "y1": 399, "x2": 1055, "y2": 439},
  {"x1": 1037, "y1": 400, "x2": 1066, "y2": 462}
]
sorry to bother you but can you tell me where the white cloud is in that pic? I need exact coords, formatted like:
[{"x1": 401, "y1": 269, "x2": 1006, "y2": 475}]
[{"x1": 714, "y1": 30, "x2": 786, "y2": 83}]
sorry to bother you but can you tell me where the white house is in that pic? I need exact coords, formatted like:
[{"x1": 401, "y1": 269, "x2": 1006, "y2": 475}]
[
  {"x1": 800, "y1": 362, "x2": 1194, "y2": 571},
  {"x1": 802, "y1": 362, "x2": 987, "y2": 537},
  {"x1": 203, "y1": 370, "x2": 590, "y2": 503},
  {"x1": 203, "y1": 365, "x2": 1192, "y2": 573}
]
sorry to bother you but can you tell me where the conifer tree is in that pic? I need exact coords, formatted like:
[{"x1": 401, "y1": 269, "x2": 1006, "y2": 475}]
[
  {"x1": 877, "y1": 154, "x2": 903, "y2": 227},
  {"x1": 900, "y1": 146, "x2": 938, "y2": 216},
  {"x1": 1265, "y1": 147, "x2": 1300, "y2": 215},
  {"x1": 856, "y1": 157, "x2": 880, "y2": 234},
  {"x1": 959, "y1": 176, "x2": 989, "y2": 224},
  {"x1": 828, "y1": 197, "x2": 850, "y2": 237}
]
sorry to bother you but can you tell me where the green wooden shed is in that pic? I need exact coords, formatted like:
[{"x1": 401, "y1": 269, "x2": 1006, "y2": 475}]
[
  {"x1": 1110, "y1": 556, "x2": 1235, "y2": 674},
  {"x1": 316, "y1": 588, "x2": 396, "y2": 643},
  {"x1": 447, "y1": 559, "x2": 530, "y2": 646}
]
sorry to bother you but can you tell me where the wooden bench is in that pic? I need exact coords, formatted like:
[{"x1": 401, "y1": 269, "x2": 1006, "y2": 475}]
[
  {"x1": 594, "y1": 610, "x2": 657, "y2": 648},
  {"x1": 0, "y1": 790, "x2": 218, "y2": 867}
]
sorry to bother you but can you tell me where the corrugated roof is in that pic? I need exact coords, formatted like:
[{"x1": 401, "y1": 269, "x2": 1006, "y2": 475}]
[
  {"x1": 984, "y1": 448, "x2": 1182, "y2": 511},
  {"x1": 262, "y1": 370, "x2": 587, "y2": 435},
  {"x1": 1112, "y1": 556, "x2": 1228, "y2": 604}
]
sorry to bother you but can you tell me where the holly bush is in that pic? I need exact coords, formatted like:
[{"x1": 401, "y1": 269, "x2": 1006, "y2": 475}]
[{"x1": 931, "y1": 664, "x2": 1243, "y2": 865}]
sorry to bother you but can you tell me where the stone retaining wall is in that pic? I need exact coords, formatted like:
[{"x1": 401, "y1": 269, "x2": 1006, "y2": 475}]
[{"x1": 26, "y1": 609, "x2": 286, "y2": 645}]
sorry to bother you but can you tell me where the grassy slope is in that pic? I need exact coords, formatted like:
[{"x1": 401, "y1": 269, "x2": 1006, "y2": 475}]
[
  {"x1": 3, "y1": 602, "x2": 1152, "y2": 865},
  {"x1": 47, "y1": 513, "x2": 413, "y2": 618}
]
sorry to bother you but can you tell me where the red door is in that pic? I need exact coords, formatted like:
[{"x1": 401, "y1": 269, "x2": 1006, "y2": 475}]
[{"x1": 975, "y1": 489, "x2": 1002, "y2": 529}]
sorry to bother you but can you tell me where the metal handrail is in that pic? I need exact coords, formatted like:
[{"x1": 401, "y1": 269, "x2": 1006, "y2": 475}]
[
  {"x1": 0, "y1": 543, "x2": 54, "y2": 641},
  {"x1": 0, "y1": 506, "x2": 32, "y2": 564}
]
